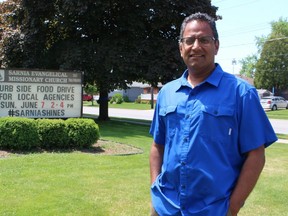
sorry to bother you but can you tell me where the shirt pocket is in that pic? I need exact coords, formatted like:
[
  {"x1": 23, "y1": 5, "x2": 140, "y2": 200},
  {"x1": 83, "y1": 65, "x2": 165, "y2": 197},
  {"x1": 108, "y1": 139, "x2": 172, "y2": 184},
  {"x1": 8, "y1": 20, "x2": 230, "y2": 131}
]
[
  {"x1": 159, "y1": 105, "x2": 178, "y2": 132},
  {"x1": 199, "y1": 105, "x2": 235, "y2": 140},
  {"x1": 159, "y1": 105, "x2": 177, "y2": 116}
]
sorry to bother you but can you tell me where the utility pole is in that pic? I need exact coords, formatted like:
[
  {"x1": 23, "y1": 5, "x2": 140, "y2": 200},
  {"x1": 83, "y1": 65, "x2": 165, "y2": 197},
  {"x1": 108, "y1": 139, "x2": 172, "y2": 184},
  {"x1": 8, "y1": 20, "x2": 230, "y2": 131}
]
[{"x1": 232, "y1": 58, "x2": 237, "y2": 74}]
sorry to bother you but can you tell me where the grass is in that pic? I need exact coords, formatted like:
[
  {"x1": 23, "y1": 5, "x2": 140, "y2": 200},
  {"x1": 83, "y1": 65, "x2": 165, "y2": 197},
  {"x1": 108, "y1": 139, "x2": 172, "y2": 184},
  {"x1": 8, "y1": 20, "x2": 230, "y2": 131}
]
[
  {"x1": 265, "y1": 109, "x2": 288, "y2": 120},
  {"x1": 277, "y1": 133, "x2": 288, "y2": 140},
  {"x1": 0, "y1": 115, "x2": 287, "y2": 215},
  {"x1": 0, "y1": 121, "x2": 152, "y2": 216},
  {"x1": 83, "y1": 101, "x2": 154, "y2": 110},
  {"x1": 239, "y1": 143, "x2": 288, "y2": 216}
]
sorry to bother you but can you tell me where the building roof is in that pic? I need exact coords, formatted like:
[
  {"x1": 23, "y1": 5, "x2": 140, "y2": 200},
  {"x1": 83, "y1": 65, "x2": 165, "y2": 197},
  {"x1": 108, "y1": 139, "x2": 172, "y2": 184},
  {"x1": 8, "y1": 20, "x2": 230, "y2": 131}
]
[
  {"x1": 128, "y1": 81, "x2": 162, "y2": 88},
  {"x1": 235, "y1": 74, "x2": 254, "y2": 86}
]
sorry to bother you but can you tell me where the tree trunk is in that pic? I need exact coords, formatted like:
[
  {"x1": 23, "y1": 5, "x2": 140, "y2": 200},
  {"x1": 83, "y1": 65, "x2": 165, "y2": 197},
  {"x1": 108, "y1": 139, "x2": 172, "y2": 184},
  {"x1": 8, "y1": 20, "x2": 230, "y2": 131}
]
[
  {"x1": 97, "y1": 90, "x2": 110, "y2": 121},
  {"x1": 150, "y1": 86, "x2": 154, "y2": 109}
]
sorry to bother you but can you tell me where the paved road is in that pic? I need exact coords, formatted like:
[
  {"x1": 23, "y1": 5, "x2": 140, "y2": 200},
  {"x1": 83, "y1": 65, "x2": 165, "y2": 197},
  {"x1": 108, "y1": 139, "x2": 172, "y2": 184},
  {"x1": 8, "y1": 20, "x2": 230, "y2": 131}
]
[
  {"x1": 83, "y1": 106, "x2": 154, "y2": 121},
  {"x1": 83, "y1": 107, "x2": 288, "y2": 135},
  {"x1": 268, "y1": 119, "x2": 288, "y2": 135}
]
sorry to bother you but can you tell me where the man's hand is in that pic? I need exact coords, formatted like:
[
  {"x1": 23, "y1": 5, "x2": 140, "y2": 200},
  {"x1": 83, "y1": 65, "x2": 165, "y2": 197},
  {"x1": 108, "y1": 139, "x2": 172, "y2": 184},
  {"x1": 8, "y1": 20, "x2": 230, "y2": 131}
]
[{"x1": 229, "y1": 145, "x2": 265, "y2": 215}]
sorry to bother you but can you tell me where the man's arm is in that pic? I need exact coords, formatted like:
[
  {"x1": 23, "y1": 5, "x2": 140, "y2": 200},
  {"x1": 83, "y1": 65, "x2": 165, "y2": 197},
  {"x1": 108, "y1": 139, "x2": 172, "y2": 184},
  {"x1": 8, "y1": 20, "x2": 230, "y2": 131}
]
[
  {"x1": 149, "y1": 141, "x2": 164, "y2": 184},
  {"x1": 229, "y1": 145, "x2": 265, "y2": 215}
]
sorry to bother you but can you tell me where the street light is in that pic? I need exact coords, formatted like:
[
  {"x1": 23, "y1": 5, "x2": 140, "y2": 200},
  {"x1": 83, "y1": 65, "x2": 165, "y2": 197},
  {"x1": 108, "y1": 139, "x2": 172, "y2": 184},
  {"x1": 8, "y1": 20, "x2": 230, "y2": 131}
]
[{"x1": 232, "y1": 58, "x2": 237, "y2": 74}]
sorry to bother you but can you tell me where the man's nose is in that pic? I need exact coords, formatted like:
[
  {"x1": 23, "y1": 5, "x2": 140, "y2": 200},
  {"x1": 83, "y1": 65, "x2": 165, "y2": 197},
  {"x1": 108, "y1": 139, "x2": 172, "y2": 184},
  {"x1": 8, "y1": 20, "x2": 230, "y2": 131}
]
[{"x1": 192, "y1": 38, "x2": 201, "y2": 48}]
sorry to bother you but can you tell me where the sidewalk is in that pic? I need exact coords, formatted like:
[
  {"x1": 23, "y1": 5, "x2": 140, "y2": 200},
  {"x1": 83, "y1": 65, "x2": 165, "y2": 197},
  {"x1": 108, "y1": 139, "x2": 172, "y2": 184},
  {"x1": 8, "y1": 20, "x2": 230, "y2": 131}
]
[{"x1": 277, "y1": 139, "x2": 288, "y2": 144}]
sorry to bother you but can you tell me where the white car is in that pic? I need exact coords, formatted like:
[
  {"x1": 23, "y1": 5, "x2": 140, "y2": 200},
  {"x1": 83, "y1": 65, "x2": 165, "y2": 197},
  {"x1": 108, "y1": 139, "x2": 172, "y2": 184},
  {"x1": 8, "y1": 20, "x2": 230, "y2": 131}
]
[{"x1": 260, "y1": 96, "x2": 288, "y2": 111}]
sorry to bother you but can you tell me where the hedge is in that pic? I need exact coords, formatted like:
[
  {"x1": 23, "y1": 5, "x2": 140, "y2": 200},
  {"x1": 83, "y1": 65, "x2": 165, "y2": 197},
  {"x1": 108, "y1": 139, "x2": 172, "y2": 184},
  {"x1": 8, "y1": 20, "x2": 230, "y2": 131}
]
[
  {"x1": 36, "y1": 119, "x2": 69, "y2": 149},
  {"x1": 0, "y1": 117, "x2": 40, "y2": 150},
  {"x1": 66, "y1": 118, "x2": 100, "y2": 148},
  {"x1": 0, "y1": 117, "x2": 100, "y2": 151}
]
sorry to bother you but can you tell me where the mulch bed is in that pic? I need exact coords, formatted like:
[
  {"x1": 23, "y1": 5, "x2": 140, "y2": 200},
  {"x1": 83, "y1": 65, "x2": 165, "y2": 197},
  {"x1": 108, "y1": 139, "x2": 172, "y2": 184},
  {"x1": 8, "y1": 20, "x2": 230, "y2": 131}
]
[{"x1": 0, "y1": 139, "x2": 143, "y2": 158}]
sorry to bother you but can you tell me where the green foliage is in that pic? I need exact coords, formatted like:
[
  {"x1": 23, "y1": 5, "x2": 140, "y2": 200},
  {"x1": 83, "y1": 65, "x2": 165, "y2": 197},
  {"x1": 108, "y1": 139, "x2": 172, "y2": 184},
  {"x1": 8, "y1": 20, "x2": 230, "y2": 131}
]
[
  {"x1": 0, "y1": 117, "x2": 40, "y2": 150},
  {"x1": 110, "y1": 93, "x2": 124, "y2": 104},
  {"x1": 0, "y1": 0, "x2": 22, "y2": 67},
  {"x1": 123, "y1": 95, "x2": 130, "y2": 102},
  {"x1": 0, "y1": 117, "x2": 100, "y2": 150},
  {"x1": 65, "y1": 118, "x2": 100, "y2": 148},
  {"x1": 239, "y1": 54, "x2": 258, "y2": 78},
  {"x1": 84, "y1": 83, "x2": 98, "y2": 95},
  {"x1": 254, "y1": 18, "x2": 288, "y2": 93},
  {"x1": 0, "y1": 0, "x2": 218, "y2": 120},
  {"x1": 36, "y1": 119, "x2": 69, "y2": 149},
  {"x1": 135, "y1": 95, "x2": 141, "y2": 104}
]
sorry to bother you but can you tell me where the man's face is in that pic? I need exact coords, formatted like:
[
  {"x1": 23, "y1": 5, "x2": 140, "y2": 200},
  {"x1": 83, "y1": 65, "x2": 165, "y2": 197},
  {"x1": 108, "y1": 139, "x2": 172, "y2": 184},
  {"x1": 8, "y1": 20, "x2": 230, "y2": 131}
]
[{"x1": 179, "y1": 20, "x2": 219, "y2": 74}]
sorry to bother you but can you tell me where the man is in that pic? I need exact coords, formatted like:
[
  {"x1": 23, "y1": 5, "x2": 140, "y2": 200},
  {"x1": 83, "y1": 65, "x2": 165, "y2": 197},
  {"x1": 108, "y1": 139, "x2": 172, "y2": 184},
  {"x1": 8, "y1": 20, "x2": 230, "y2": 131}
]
[{"x1": 149, "y1": 12, "x2": 277, "y2": 216}]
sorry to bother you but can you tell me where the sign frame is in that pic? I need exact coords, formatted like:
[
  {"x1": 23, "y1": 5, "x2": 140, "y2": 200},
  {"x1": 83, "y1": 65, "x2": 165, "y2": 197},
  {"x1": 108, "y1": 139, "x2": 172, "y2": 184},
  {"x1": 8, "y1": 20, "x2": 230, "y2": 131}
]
[{"x1": 0, "y1": 68, "x2": 84, "y2": 118}]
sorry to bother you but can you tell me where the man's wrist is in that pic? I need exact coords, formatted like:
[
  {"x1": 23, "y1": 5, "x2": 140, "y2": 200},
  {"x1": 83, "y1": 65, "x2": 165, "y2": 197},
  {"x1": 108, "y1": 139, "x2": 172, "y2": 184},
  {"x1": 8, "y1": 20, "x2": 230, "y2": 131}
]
[{"x1": 229, "y1": 199, "x2": 245, "y2": 215}]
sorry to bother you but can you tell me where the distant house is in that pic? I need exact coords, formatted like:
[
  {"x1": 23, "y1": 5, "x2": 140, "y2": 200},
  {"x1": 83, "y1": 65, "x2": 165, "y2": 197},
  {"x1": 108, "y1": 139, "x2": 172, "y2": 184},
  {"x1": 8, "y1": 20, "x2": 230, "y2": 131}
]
[
  {"x1": 125, "y1": 82, "x2": 152, "y2": 102},
  {"x1": 235, "y1": 74, "x2": 254, "y2": 86},
  {"x1": 109, "y1": 82, "x2": 162, "y2": 102},
  {"x1": 257, "y1": 89, "x2": 272, "y2": 98}
]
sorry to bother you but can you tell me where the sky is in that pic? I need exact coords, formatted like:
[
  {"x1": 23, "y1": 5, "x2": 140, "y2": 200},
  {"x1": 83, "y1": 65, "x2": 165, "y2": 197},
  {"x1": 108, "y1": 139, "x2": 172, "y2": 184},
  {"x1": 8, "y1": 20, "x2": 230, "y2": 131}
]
[{"x1": 211, "y1": 0, "x2": 288, "y2": 74}]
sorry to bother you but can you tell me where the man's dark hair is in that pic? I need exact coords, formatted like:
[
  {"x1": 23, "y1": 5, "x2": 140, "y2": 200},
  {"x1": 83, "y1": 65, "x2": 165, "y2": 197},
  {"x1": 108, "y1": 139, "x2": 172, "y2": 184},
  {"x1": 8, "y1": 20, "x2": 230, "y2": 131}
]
[{"x1": 179, "y1": 12, "x2": 219, "y2": 41}]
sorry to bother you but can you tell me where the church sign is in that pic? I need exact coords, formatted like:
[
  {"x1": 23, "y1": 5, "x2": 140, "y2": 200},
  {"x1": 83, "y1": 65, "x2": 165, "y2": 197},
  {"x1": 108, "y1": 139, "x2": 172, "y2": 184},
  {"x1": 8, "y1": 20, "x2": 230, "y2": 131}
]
[{"x1": 0, "y1": 69, "x2": 83, "y2": 118}]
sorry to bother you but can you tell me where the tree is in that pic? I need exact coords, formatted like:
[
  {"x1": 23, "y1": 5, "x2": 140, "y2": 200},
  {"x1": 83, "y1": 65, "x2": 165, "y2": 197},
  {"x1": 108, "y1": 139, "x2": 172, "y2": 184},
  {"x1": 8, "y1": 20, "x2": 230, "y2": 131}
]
[
  {"x1": 1, "y1": 0, "x2": 219, "y2": 120},
  {"x1": 254, "y1": 18, "x2": 288, "y2": 94},
  {"x1": 84, "y1": 83, "x2": 98, "y2": 106},
  {"x1": 239, "y1": 54, "x2": 258, "y2": 78},
  {"x1": 0, "y1": 0, "x2": 22, "y2": 68},
  {"x1": 239, "y1": 34, "x2": 267, "y2": 79}
]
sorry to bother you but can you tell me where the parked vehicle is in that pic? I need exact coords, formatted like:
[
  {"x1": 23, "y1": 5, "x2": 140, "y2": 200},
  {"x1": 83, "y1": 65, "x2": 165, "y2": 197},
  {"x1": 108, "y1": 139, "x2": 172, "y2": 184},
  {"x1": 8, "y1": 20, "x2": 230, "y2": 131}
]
[
  {"x1": 83, "y1": 94, "x2": 93, "y2": 101},
  {"x1": 260, "y1": 96, "x2": 288, "y2": 111}
]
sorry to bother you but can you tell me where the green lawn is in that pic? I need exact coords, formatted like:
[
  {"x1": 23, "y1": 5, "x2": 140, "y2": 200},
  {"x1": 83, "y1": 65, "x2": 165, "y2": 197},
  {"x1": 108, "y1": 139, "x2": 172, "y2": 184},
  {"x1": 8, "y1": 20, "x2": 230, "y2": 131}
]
[
  {"x1": 83, "y1": 101, "x2": 154, "y2": 110},
  {"x1": 277, "y1": 133, "x2": 288, "y2": 140},
  {"x1": 0, "y1": 116, "x2": 287, "y2": 215},
  {"x1": 0, "y1": 121, "x2": 152, "y2": 216},
  {"x1": 239, "y1": 143, "x2": 288, "y2": 216},
  {"x1": 265, "y1": 109, "x2": 288, "y2": 120}
]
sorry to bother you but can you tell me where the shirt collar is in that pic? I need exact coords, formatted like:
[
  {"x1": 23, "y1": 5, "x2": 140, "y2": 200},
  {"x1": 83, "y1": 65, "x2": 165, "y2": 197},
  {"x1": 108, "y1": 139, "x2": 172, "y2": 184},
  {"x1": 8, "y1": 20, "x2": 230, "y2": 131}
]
[{"x1": 177, "y1": 63, "x2": 224, "y2": 91}]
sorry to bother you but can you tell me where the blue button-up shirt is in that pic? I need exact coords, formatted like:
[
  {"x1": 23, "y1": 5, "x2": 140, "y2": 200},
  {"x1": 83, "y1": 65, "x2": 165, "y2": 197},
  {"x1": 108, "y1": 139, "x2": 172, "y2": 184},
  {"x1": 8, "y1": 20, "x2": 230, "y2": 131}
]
[{"x1": 150, "y1": 64, "x2": 277, "y2": 216}]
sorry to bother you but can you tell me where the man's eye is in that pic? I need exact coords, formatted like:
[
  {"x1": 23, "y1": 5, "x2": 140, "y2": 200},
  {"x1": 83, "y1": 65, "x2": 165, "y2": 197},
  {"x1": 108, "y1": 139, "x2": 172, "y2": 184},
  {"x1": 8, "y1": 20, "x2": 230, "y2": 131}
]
[
  {"x1": 200, "y1": 38, "x2": 209, "y2": 44},
  {"x1": 186, "y1": 38, "x2": 195, "y2": 44}
]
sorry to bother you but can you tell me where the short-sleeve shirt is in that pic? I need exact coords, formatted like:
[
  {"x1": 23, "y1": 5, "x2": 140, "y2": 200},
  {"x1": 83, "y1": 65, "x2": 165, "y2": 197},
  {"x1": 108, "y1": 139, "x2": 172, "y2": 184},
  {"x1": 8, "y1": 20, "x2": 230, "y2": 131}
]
[{"x1": 149, "y1": 64, "x2": 277, "y2": 216}]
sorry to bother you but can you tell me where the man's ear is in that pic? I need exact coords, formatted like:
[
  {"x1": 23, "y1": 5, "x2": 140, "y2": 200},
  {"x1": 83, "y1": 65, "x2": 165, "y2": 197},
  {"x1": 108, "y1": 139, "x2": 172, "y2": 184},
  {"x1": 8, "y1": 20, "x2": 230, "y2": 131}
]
[
  {"x1": 179, "y1": 43, "x2": 183, "y2": 57},
  {"x1": 215, "y1": 40, "x2": 219, "y2": 55}
]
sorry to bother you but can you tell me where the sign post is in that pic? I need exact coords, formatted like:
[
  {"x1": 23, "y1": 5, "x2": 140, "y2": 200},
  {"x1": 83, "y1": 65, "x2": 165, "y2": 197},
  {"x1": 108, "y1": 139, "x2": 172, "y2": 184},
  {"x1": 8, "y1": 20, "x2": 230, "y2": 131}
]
[{"x1": 0, "y1": 68, "x2": 83, "y2": 118}]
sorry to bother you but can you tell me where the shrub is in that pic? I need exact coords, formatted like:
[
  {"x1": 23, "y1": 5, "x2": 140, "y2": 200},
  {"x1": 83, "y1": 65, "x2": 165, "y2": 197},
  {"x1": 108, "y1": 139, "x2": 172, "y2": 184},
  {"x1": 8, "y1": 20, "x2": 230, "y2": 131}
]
[
  {"x1": 0, "y1": 117, "x2": 40, "y2": 150},
  {"x1": 0, "y1": 117, "x2": 100, "y2": 151},
  {"x1": 110, "y1": 93, "x2": 124, "y2": 104},
  {"x1": 36, "y1": 119, "x2": 69, "y2": 149},
  {"x1": 66, "y1": 118, "x2": 100, "y2": 148},
  {"x1": 135, "y1": 95, "x2": 141, "y2": 104},
  {"x1": 123, "y1": 95, "x2": 130, "y2": 102}
]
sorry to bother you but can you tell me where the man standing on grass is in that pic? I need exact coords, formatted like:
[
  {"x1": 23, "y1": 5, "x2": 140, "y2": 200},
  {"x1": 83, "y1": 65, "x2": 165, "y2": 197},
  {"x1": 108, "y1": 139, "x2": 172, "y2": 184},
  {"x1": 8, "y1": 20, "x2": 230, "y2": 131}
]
[{"x1": 149, "y1": 12, "x2": 277, "y2": 216}]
